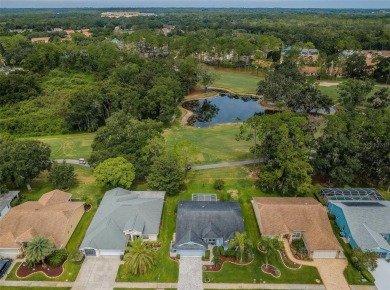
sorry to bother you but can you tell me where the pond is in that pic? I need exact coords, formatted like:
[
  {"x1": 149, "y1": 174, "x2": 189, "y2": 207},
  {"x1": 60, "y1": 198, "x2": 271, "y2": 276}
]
[
  {"x1": 183, "y1": 95, "x2": 265, "y2": 127},
  {"x1": 182, "y1": 94, "x2": 336, "y2": 127}
]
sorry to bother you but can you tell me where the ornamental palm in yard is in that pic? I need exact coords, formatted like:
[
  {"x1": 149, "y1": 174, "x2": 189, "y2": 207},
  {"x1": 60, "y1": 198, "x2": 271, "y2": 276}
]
[
  {"x1": 124, "y1": 238, "x2": 156, "y2": 275},
  {"x1": 228, "y1": 232, "x2": 252, "y2": 263},
  {"x1": 259, "y1": 237, "x2": 282, "y2": 267},
  {"x1": 25, "y1": 235, "x2": 53, "y2": 266}
]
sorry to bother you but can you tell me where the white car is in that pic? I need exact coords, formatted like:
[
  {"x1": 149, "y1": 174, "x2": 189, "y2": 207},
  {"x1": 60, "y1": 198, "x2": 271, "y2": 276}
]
[{"x1": 79, "y1": 158, "x2": 86, "y2": 165}]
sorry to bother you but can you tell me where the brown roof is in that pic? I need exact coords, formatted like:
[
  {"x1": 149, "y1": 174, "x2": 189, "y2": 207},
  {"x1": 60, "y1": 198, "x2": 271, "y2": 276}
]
[
  {"x1": 0, "y1": 190, "x2": 83, "y2": 249},
  {"x1": 252, "y1": 197, "x2": 342, "y2": 251},
  {"x1": 31, "y1": 37, "x2": 50, "y2": 43},
  {"x1": 300, "y1": 66, "x2": 320, "y2": 74}
]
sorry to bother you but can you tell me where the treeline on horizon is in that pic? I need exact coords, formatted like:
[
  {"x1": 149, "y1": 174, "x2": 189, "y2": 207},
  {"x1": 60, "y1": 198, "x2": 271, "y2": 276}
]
[{"x1": 1, "y1": 8, "x2": 389, "y2": 53}]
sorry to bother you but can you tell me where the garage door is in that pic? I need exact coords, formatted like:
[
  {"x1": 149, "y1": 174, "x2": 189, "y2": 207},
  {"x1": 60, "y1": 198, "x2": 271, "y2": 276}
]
[
  {"x1": 312, "y1": 251, "x2": 338, "y2": 259},
  {"x1": 178, "y1": 250, "x2": 205, "y2": 257},
  {"x1": 98, "y1": 249, "x2": 124, "y2": 256}
]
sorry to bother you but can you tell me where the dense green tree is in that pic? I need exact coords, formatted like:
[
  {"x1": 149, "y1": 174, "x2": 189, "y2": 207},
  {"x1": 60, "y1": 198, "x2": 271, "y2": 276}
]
[
  {"x1": 344, "y1": 53, "x2": 370, "y2": 79},
  {"x1": 25, "y1": 236, "x2": 53, "y2": 266},
  {"x1": 0, "y1": 139, "x2": 51, "y2": 190},
  {"x1": 146, "y1": 153, "x2": 184, "y2": 195},
  {"x1": 244, "y1": 112, "x2": 313, "y2": 195},
  {"x1": 351, "y1": 248, "x2": 378, "y2": 271},
  {"x1": 368, "y1": 87, "x2": 390, "y2": 109},
  {"x1": 94, "y1": 157, "x2": 135, "y2": 189},
  {"x1": 373, "y1": 57, "x2": 390, "y2": 84},
  {"x1": 173, "y1": 140, "x2": 200, "y2": 172},
  {"x1": 48, "y1": 161, "x2": 77, "y2": 189},
  {"x1": 286, "y1": 82, "x2": 333, "y2": 113},
  {"x1": 89, "y1": 112, "x2": 163, "y2": 178},
  {"x1": 338, "y1": 79, "x2": 374, "y2": 110},
  {"x1": 313, "y1": 113, "x2": 362, "y2": 185},
  {"x1": 65, "y1": 88, "x2": 105, "y2": 132},
  {"x1": 124, "y1": 238, "x2": 156, "y2": 276},
  {"x1": 197, "y1": 63, "x2": 218, "y2": 90},
  {"x1": 0, "y1": 71, "x2": 41, "y2": 105}
]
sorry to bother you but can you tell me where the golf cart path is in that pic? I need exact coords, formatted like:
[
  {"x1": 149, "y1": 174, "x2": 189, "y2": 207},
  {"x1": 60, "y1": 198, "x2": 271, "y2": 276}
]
[{"x1": 55, "y1": 158, "x2": 266, "y2": 170}]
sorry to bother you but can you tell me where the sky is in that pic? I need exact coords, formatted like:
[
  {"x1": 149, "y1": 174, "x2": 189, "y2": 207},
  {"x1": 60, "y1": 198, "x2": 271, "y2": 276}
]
[{"x1": 1, "y1": 0, "x2": 390, "y2": 9}]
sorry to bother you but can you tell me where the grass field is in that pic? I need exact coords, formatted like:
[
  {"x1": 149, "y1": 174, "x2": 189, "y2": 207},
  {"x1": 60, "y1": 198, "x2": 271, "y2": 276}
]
[
  {"x1": 164, "y1": 125, "x2": 252, "y2": 165},
  {"x1": 212, "y1": 69, "x2": 263, "y2": 94},
  {"x1": 30, "y1": 133, "x2": 95, "y2": 160}
]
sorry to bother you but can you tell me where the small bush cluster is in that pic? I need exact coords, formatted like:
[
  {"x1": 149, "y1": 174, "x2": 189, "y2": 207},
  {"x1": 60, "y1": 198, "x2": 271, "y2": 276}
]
[
  {"x1": 47, "y1": 249, "x2": 68, "y2": 267},
  {"x1": 214, "y1": 179, "x2": 225, "y2": 191},
  {"x1": 202, "y1": 250, "x2": 210, "y2": 261}
]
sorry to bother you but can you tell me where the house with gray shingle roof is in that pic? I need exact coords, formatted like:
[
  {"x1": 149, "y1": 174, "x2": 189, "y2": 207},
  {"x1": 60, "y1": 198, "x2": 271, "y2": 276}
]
[
  {"x1": 172, "y1": 200, "x2": 244, "y2": 257},
  {"x1": 80, "y1": 188, "x2": 165, "y2": 256},
  {"x1": 0, "y1": 191, "x2": 19, "y2": 221},
  {"x1": 328, "y1": 200, "x2": 390, "y2": 259}
]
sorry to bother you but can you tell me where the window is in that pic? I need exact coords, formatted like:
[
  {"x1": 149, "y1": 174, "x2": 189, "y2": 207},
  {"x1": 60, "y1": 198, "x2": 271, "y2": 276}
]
[{"x1": 292, "y1": 232, "x2": 301, "y2": 238}]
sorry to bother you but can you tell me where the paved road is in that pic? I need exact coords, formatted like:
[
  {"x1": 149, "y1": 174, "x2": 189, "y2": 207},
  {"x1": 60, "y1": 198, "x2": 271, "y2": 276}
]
[
  {"x1": 192, "y1": 158, "x2": 266, "y2": 171},
  {"x1": 54, "y1": 159, "x2": 90, "y2": 167}
]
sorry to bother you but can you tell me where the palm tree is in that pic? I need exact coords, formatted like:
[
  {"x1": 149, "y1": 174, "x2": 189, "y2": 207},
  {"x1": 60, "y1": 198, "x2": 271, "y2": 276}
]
[
  {"x1": 228, "y1": 232, "x2": 252, "y2": 263},
  {"x1": 259, "y1": 237, "x2": 282, "y2": 267},
  {"x1": 25, "y1": 236, "x2": 53, "y2": 266},
  {"x1": 123, "y1": 238, "x2": 156, "y2": 275}
]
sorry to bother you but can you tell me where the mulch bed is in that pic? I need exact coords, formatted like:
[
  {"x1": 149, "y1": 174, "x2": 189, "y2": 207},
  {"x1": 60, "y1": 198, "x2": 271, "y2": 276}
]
[
  {"x1": 204, "y1": 255, "x2": 252, "y2": 271},
  {"x1": 261, "y1": 264, "x2": 281, "y2": 278},
  {"x1": 17, "y1": 262, "x2": 64, "y2": 278},
  {"x1": 278, "y1": 249, "x2": 301, "y2": 269}
]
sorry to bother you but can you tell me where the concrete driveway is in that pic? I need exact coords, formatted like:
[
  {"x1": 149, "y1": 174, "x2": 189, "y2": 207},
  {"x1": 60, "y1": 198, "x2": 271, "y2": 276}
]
[
  {"x1": 178, "y1": 256, "x2": 203, "y2": 290},
  {"x1": 72, "y1": 256, "x2": 121, "y2": 290},
  {"x1": 371, "y1": 259, "x2": 390, "y2": 290}
]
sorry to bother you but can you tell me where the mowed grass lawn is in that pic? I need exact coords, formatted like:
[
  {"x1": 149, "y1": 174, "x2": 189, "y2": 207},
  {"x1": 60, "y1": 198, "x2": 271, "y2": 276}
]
[
  {"x1": 6, "y1": 166, "x2": 106, "y2": 282},
  {"x1": 29, "y1": 133, "x2": 95, "y2": 160},
  {"x1": 212, "y1": 69, "x2": 263, "y2": 94},
  {"x1": 164, "y1": 125, "x2": 252, "y2": 165}
]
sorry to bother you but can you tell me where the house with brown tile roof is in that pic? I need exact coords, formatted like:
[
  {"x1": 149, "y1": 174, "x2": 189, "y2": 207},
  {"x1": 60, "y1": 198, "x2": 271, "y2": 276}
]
[
  {"x1": 31, "y1": 37, "x2": 50, "y2": 43},
  {"x1": 252, "y1": 197, "x2": 342, "y2": 259},
  {"x1": 0, "y1": 190, "x2": 84, "y2": 257}
]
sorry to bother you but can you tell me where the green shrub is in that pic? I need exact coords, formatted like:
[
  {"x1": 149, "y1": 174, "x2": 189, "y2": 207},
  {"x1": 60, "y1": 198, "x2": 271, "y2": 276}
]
[
  {"x1": 361, "y1": 269, "x2": 375, "y2": 283},
  {"x1": 219, "y1": 192, "x2": 231, "y2": 201},
  {"x1": 212, "y1": 255, "x2": 222, "y2": 267},
  {"x1": 214, "y1": 179, "x2": 225, "y2": 191},
  {"x1": 328, "y1": 212, "x2": 336, "y2": 220},
  {"x1": 176, "y1": 254, "x2": 180, "y2": 259},
  {"x1": 221, "y1": 248, "x2": 236, "y2": 258},
  {"x1": 213, "y1": 246, "x2": 220, "y2": 256},
  {"x1": 313, "y1": 191, "x2": 326, "y2": 205},
  {"x1": 47, "y1": 249, "x2": 68, "y2": 267},
  {"x1": 202, "y1": 250, "x2": 210, "y2": 260}
]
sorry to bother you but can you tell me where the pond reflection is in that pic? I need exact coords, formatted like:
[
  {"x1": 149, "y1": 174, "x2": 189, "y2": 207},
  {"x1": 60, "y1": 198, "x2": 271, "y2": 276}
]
[{"x1": 183, "y1": 95, "x2": 264, "y2": 127}]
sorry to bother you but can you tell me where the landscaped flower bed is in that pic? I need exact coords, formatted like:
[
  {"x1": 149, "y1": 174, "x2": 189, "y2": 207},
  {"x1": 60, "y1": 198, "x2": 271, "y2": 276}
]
[
  {"x1": 203, "y1": 255, "x2": 253, "y2": 271},
  {"x1": 278, "y1": 249, "x2": 301, "y2": 269},
  {"x1": 16, "y1": 262, "x2": 64, "y2": 278},
  {"x1": 261, "y1": 264, "x2": 281, "y2": 278},
  {"x1": 257, "y1": 243, "x2": 267, "y2": 253}
]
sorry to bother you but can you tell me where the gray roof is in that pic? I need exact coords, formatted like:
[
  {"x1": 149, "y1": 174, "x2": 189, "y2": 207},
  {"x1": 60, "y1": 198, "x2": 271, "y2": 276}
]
[
  {"x1": 174, "y1": 201, "x2": 244, "y2": 251},
  {"x1": 80, "y1": 188, "x2": 165, "y2": 251},
  {"x1": 329, "y1": 200, "x2": 390, "y2": 252},
  {"x1": 0, "y1": 191, "x2": 19, "y2": 212}
]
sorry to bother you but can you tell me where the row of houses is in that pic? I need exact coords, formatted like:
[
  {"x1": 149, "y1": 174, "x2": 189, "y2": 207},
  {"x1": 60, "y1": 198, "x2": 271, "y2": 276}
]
[
  {"x1": 1, "y1": 187, "x2": 389, "y2": 260},
  {"x1": 30, "y1": 28, "x2": 92, "y2": 43}
]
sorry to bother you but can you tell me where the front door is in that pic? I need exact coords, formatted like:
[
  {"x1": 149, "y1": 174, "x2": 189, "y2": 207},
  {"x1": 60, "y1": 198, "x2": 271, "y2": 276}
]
[{"x1": 84, "y1": 249, "x2": 96, "y2": 256}]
